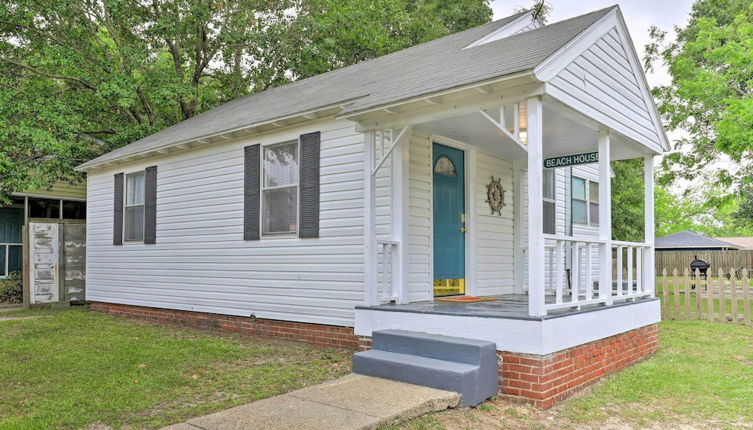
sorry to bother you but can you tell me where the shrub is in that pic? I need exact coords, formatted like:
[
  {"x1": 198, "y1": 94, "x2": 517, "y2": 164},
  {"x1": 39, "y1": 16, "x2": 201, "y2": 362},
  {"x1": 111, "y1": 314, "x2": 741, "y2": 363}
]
[{"x1": 0, "y1": 272, "x2": 23, "y2": 304}]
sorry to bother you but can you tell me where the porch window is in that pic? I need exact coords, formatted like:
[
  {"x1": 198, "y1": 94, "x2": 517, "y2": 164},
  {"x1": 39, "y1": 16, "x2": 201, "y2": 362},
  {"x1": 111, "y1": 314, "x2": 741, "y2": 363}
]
[
  {"x1": 543, "y1": 169, "x2": 556, "y2": 234},
  {"x1": 262, "y1": 141, "x2": 299, "y2": 235},
  {"x1": 572, "y1": 176, "x2": 599, "y2": 226},
  {"x1": 124, "y1": 171, "x2": 145, "y2": 242}
]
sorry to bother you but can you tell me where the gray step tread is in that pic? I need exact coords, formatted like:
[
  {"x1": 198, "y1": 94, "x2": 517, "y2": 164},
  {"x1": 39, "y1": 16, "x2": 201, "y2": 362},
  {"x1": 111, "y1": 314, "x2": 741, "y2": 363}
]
[
  {"x1": 354, "y1": 349, "x2": 478, "y2": 373},
  {"x1": 374, "y1": 329, "x2": 494, "y2": 348}
]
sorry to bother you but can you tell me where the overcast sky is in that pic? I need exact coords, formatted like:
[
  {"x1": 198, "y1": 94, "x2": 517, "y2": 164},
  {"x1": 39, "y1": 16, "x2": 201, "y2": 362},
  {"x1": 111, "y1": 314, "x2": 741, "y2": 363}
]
[{"x1": 491, "y1": 0, "x2": 695, "y2": 87}]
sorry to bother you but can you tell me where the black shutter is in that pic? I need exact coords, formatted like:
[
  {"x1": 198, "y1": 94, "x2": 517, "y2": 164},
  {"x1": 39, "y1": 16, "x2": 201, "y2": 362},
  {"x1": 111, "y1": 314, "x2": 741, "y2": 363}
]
[
  {"x1": 244, "y1": 145, "x2": 261, "y2": 240},
  {"x1": 113, "y1": 173, "x2": 124, "y2": 245},
  {"x1": 299, "y1": 131, "x2": 321, "y2": 238},
  {"x1": 144, "y1": 166, "x2": 158, "y2": 244}
]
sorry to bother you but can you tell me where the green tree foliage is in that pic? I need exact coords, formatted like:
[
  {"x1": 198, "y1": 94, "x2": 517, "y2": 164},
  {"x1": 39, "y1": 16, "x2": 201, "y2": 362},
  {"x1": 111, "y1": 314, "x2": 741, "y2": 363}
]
[
  {"x1": 611, "y1": 159, "x2": 645, "y2": 242},
  {"x1": 655, "y1": 186, "x2": 753, "y2": 237},
  {"x1": 0, "y1": 0, "x2": 492, "y2": 202},
  {"x1": 644, "y1": 0, "x2": 753, "y2": 196}
]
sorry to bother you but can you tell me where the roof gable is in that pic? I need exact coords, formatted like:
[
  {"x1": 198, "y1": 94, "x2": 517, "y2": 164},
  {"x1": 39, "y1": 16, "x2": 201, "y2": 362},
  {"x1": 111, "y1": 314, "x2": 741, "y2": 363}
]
[{"x1": 536, "y1": 7, "x2": 669, "y2": 153}]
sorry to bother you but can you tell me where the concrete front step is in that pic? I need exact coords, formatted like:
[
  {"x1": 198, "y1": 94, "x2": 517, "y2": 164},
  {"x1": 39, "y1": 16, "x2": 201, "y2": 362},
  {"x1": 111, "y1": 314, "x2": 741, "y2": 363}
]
[
  {"x1": 372, "y1": 329, "x2": 497, "y2": 365},
  {"x1": 353, "y1": 330, "x2": 498, "y2": 407}
]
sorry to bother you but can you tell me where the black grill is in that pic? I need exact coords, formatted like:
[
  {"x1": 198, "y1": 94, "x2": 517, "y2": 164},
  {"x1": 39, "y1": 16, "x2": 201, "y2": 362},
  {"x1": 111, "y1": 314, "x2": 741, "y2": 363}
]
[{"x1": 690, "y1": 256, "x2": 710, "y2": 289}]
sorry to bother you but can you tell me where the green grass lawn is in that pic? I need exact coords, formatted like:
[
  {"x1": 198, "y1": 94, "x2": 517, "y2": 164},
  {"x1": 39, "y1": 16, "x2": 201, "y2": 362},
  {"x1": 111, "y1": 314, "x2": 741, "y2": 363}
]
[
  {"x1": 389, "y1": 321, "x2": 753, "y2": 429},
  {"x1": 0, "y1": 307, "x2": 351, "y2": 429}
]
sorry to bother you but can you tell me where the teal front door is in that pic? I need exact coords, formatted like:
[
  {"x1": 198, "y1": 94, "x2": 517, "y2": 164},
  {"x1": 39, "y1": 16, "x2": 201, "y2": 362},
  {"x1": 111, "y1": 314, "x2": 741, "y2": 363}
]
[{"x1": 432, "y1": 143, "x2": 465, "y2": 296}]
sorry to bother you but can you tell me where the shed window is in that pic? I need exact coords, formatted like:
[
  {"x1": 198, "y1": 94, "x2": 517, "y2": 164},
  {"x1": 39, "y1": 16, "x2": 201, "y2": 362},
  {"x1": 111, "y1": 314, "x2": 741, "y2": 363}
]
[
  {"x1": 262, "y1": 141, "x2": 299, "y2": 235},
  {"x1": 124, "y1": 171, "x2": 145, "y2": 242},
  {"x1": 543, "y1": 169, "x2": 556, "y2": 234},
  {"x1": 572, "y1": 176, "x2": 598, "y2": 226}
]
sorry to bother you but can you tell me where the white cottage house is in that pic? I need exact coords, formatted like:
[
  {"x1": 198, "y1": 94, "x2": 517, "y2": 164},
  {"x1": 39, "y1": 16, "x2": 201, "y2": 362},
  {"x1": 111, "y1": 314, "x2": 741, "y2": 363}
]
[{"x1": 77, "y1": 5, "x2": 667, "y2": 408}]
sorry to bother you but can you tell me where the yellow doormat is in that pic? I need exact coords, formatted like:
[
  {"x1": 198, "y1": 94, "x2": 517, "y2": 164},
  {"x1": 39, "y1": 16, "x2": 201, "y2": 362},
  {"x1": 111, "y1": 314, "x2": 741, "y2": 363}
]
[{"x1": 436, "y1": 296, "x2": 497, "y2": 303}]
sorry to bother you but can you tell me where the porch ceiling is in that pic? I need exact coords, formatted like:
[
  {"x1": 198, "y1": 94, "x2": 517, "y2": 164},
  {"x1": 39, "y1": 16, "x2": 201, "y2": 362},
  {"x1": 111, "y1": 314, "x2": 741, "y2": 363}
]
[{"x1": 412, "y1": 96, "x2": 653, "y2": 162}]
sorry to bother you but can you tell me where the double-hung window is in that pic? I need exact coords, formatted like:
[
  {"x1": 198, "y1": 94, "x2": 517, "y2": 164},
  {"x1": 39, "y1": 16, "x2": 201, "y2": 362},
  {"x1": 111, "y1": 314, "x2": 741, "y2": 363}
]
[
  {"x1": 262, "y1": 141, "x2": 299, "y2": 235},
  {"x1": 124, "y1": 171, "x2": 145, "y2": 242},
  {"x1": 543, "y1": 169, "x2": 556, "y2": 234},
  {"x1": 572, "y1": 176, "x2": 599, "y2": 226}
]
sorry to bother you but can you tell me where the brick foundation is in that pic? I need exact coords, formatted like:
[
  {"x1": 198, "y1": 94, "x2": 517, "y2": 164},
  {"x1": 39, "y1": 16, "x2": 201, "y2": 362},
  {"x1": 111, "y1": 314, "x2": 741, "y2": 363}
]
[
  {"x1": 355, "y1": 324, "x2": 658, "y2": 408},
  {"x1": 90, "y1": 302, "x2": 360, "y2": 350},
  {"x1": 498, "y1": 324, "x2": 659, "y2": 408}
]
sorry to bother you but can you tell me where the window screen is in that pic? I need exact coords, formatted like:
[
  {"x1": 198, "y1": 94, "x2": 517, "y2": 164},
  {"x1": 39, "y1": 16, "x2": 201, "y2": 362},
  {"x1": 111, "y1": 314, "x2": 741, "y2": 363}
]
[
  {"x1": 543, "y1": 169, "x2": 556, "y2": 234},
  {"x1": 124, "y1": 171, "x2": 145, "y2": 241},
  {"x1": 589, "y1": 181, "x2": 599, "y2": 226},
  {"x1": 262, "y1": 141, "x2": 299, "y2": 235}
]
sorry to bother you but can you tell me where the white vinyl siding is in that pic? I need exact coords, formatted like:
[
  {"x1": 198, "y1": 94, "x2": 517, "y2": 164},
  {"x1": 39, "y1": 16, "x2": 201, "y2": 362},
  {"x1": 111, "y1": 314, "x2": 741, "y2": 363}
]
[
  {"x1": 408, "y1": 130, "x2": 432, "y2": 302},
  {"x1": 547, "y1": 27, "x2": 661, "y2": 149},
  {"x1": 86, "y1": 119, "x2": 365, "y2": 327},
  {"x1": 474, "y1": 151, "x2": 514, "y2": 296}
]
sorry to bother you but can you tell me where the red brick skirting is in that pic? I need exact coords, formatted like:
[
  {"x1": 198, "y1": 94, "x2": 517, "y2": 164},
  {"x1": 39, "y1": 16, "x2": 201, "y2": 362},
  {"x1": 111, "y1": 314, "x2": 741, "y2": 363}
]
[
  {"x1": 498, "y1": 324, "x2": 659, "y2": 408},
  {"x1": 89, "y1": 302, "x2": 360, "y2": 350}
]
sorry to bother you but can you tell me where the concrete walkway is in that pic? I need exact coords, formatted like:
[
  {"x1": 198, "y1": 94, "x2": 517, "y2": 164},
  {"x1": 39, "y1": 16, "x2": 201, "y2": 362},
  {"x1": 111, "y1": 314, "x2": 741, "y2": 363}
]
[{"x1": 162, "y1": 374, "x2": 459, "y2": 430}]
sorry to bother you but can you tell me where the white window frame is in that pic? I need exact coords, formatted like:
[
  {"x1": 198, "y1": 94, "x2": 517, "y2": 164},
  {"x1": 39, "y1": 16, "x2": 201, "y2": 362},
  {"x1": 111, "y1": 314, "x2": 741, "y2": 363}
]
[
  {"x1": 572, "y1": 176, "x2": 599, "y2": 227},
  {"x1": 123, "y1": 170, "x2": 146, "y2": 243},
  {"x1": 260, "y1": 139, "x2": 300, "y2": 237},
  {"x1": 543, "y1": 169, "x2": 556, "y2": 234}
]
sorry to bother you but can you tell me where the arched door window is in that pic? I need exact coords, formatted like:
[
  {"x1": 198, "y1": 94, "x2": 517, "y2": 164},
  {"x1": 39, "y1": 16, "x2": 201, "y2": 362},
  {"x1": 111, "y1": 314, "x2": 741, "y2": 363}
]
[{"x1": 434, "y1": 156, "x2": 457, "y2": 177}]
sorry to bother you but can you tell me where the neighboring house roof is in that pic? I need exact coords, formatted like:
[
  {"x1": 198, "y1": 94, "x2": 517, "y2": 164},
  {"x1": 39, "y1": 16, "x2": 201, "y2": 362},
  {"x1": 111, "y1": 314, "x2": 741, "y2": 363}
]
[
  {"x1": 77, "y1": 6, "x2": 615, "y2": 170},
  {"x1": 715, "y1": 237, "x2": 753, "y2": 250},
  {"x1": 655, "y1": 231, "x2": 739, "y2": 250}
]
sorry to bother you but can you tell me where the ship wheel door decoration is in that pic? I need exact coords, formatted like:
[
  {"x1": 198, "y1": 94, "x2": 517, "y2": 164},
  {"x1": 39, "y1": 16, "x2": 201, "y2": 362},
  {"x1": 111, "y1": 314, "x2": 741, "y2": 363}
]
[{"x1": 485, "y1": 176, "x2": 506, "y2": 215}]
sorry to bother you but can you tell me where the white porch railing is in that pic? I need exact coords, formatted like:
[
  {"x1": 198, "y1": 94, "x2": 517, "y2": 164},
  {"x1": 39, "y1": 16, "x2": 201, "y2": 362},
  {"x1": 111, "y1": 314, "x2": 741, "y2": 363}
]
[
  {"x1": 542, "y1": 234, "x2": 652, "y2": 311},
  {"x1": 611, "y1": 240, "x2": 652, "y2": 301},
  {"x1": 377, "y1": 240, "x2": 400, "y2": 302}
]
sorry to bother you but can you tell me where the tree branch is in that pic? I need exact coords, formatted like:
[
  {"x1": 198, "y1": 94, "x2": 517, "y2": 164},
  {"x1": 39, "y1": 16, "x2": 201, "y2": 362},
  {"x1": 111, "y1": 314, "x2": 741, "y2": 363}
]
[{"x1": 2, "y1": 59, "x2": 98, "y2": 91}]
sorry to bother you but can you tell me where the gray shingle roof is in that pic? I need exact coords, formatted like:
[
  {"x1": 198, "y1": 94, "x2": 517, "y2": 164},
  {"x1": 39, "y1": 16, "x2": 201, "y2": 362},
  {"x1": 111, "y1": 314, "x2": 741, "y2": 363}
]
[
  {"x1": 655, "y1": 230, "x2": 739, "y2": 250},
  {"x1": 78, "y1": 6, "x2": 615, "y2": 169}
]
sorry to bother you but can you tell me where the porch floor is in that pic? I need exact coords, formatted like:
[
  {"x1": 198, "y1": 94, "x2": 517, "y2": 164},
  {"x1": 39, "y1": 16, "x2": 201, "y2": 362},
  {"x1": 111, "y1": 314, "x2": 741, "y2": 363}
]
[{"x1": 357, "y1": 294, "x2": 657, "y2": 321}]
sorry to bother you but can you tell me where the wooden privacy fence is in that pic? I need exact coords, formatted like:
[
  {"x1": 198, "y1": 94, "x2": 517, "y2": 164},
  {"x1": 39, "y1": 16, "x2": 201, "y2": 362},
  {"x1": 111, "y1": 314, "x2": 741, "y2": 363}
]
[
  {"x1": 656, "y1": 250, "x2": 753, "y2": 274},
  {"x1": 659, "y1": 268, "x2": 752, "y2": 326}
]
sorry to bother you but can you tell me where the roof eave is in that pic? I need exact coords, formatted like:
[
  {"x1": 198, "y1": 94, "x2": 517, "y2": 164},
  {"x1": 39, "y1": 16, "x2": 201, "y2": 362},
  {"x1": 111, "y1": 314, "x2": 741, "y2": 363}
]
[{"x1": 75, "y1": 99, "x2": 363, "y2": 172}]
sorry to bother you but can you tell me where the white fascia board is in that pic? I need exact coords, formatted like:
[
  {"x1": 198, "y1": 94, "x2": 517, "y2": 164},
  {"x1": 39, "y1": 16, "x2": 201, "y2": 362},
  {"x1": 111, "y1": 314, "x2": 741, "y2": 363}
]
[
  {"x1": 612, "y1": 10, "x2": 671, "y2": 152},
  {"x1": 464, "y1": 13, "x2": 541, "y2": 49}
]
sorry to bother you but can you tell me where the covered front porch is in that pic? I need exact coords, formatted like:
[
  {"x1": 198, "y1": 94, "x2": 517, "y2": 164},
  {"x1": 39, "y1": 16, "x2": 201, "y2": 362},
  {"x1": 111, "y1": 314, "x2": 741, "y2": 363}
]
[{"x1": 351, "y1": 76, "x2": 660, "y2": 320}]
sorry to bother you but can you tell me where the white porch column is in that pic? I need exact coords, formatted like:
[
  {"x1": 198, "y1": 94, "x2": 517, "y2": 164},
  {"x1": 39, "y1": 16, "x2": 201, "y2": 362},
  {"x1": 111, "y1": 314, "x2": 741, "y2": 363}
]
[
  {"x1": 597, "y1": 129, "x2": 613, "y2": 304},
  {"x1": 513, "y1": 161, "x2": 526, "y2": 295},
  {"x1": 644, "y1": 155, "x2": 656, "y2": 296},
  {"x1": 527, "y1": 96, "x2": 546, "y2": 317},
  {"x1": 392, "y1": 128, "x2": 411, "y2": 304},
  {"x1": 364, "y1": 131, "x2": 378, "y2": 306}
]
